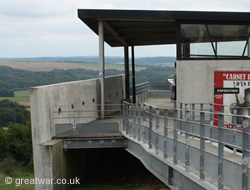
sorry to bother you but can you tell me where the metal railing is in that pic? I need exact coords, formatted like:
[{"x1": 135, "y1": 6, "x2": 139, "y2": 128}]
[
  {"x1": 123, "y1": 101, "x2": 250, "y2": 190},
  {"x1": 135, "y1": 82, "x2": 149, "y2": 103},
  {"x1": 52, "y1": 103, "x2": 123, "y2": 136}
]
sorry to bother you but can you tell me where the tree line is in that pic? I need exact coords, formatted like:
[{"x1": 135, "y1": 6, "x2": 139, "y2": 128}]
[
  {"x1": 0, "y1": 65, "x2": 175, "y2": 97},
  {"x1": 0, "y1": 100, "x2": 32, "y2": 172}
]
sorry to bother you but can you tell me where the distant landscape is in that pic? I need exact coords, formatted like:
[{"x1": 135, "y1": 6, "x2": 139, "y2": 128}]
[
  {"x1": 0, "y1": 56, "x2": 176, "y2": 66},
  {"x1": 0, "y1": 56, "x2": 176, "y2": 104},
  {"x1": 0, "y1": 56, "x2": 174, "y2": 190}
]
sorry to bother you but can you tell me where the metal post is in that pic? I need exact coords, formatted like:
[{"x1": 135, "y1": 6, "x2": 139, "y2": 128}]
[
  {"x1": 133, "y1": 104, "x2": 136, "y2": 139},
  {"x1": 164, "y1": 109, "x2": 168, "y2": 158},
  {"x1": 132, "y1": 45, "x2": 136, "y2": 103},
  {"x1": 218, "y1": 111, "x2": 224, "y2": 190},
  {"x1": 233, "y1": 108, "x2": 237, "y2": 153},
  {"x1": 174, "y1": 102, "x2": 178, "y2": 164},
  {"x1": 242, "y1": 116, "x2": 250, "y2": 190},
  {"x1": 98, "y1": 21, "x2": 105, "y2": 119},
  {"x1": 128, "y1": 104, "x2": 132, "y2": 136},
  {"x1": 125, "y1": 103, "x2": 129, "y2": 135},
  {"x1": 143, "y1": 83, "x2": 146, "y2": 101},
  {"x1": 191, "y1": 104, "x2": 195, "y2": 137},
  {"x1": 210, "y1": 103, "x2": 213, "y2": 123},
  {"x1": 149, "y1": 106, "x2": 153, "y2": 149},
  {"x1": 123, "y1": 102, "x2": 126, "y2": 132},
  {"x1": 138, "y1": 104, "x2": 141, "y2": 141},
  {"x1": 192, "y1": 104, "x2": 195, "y2": 121},
  {"x1": 185, "y1": 110, "x2": 190, "y2": 172},
  {"x1": 210, "y1": 103, "x2": 213, "y2": 140},
  {"x1": 156, "y1": 107, "x2": 160, "y2": 154},
  {"x1": 180, "y1": 103, "x2": 183, "y2": 132},
  {"x1": 124, "y1": 46, "x2": 130, "y2": 99},
  {"x1": 140, "y1": 84, "x2": 142, "y2": 101},
  {"x1": 200, "y1": 111, "x2": 205, "y2": 180},
  {"x1": 143, "y1": 104, "x2": 147, "y2": 143},
  {"x1": 200, "y1": 103, "x2": 203, "y2": 111}
]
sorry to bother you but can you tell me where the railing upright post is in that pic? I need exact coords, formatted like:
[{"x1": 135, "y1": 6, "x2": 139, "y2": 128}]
[
  {"x1": 143, "y1": 104, "x2": 147, "y2": 143},
  {"x1": 138, "y1": 104, "x2": 141, "y2": 141},
  {"x1": 200, "y1": 110, "x2": 205, "y2": 180},
  {"x1": 180, "y1": 103, "x2": 183, "y2": 133},
  {"x1": 128, "y1": 104, "x2": 132, "y2": 136},
  {"x1": 210, "y1": 103, "x2": 213, "y2": 122},
  {"x1": 210, "y1": 103, "x2": 213, "y2": 140},
  {"x1": 123, "y1": 102, "x2": 126, "y2": 132},
  {"x1": 185, "y1": 110, "x2": 190, "y2": 172},
  {"x1": 174, "y1": 102, "x2": 178, "y2": 164},
  {"x1": 192, "y1": 104, "x2": 195, "y2": 121},
  {"x1": 149, "y1": 105, "x2": 153, "y2": 149},
  {"x1": 156, "y1": 107, "x2": 160, "y2": 154},
  {"x1": 133, "y1": 104, "x2": 136, "y2": 139},
  {"x1": 218, "y1": 106, "x2": 224, "y2": 190},
  {"x1": 143, "y1": 83, "x2": 146, "y2": 101},
  {"x1": 164, "y1": 109, "x2": 168, "y2": 158},
  {"x1": 146, "y1": 83, "x2": 149, "y2": 100},
  {"x1": 191, "y1": 103, "x2": 195, "y2": 138},
  {"x1": 137, "y1": 85, "x2": 140, "y2": 103},
  {"x1": 242, "y1": 115, "x2": 250, "y2": 190},
  {"x1": 124, "y1": 102, "x2": 127, "y2": 134},
  {"x1": 52, "y1": 106, "x2": 55, "y2": 136},
  {"x1": 233, "y1": 108, "x2": 237, "y2": 153}
]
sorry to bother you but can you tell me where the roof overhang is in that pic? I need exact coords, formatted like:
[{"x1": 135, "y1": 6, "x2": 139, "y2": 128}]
[{"x1": 78, "y1": 9, "x2": 250, "y2": 47}]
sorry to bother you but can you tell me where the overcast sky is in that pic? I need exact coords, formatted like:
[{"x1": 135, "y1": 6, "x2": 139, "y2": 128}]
[{"x1": 0, "y1": 0, "x2": 249, "y2": 58}]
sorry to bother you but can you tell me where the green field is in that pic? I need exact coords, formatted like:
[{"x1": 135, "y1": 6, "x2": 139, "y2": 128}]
[
  {"x1": 0, "y1": 91, "x2": 30, "y2": 106},
  {"x1": 75, "y1": 62, "x2": 147, "y2": 71}
]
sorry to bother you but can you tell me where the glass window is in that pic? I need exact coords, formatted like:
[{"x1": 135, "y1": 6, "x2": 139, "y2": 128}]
[{"x1": 180, "y1": 24, "x2": 250, "y2": 59}]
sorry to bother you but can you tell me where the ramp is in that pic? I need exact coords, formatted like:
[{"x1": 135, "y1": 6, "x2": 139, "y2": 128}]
[{"x1": 53, "y1": 122, "x2": 127, "y2": 149}]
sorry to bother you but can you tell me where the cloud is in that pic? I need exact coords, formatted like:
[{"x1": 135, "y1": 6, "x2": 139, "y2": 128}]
[
  {"x1": 0, "y1": 0, "x2": 249, "y2": 57},
  {"x1": 0, "y1": 0, "x2": 77, "y2": 18}
]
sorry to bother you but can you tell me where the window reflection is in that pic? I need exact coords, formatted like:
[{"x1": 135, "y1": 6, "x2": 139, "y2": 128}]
[{"x1": 181, "y1": 24, "x2": 250, "y2": 59}]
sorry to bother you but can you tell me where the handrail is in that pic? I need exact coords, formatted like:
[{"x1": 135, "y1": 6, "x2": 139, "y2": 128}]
[
  {"x1": 122, "y1": 101, "x2": 250, "y2": 190},
  {"x1": 52, "y1": 103, "x2": 123, "y2": 136}
]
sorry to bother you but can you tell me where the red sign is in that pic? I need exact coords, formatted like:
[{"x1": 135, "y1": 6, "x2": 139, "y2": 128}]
[{"x1": 214, "y1": 71, "x2": 250, "y2": 130}]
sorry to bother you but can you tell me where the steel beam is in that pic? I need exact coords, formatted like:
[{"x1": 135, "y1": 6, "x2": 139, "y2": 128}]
[
  {"x1": 99, "y1": 21, "x2": 105, "y2": 119},
  {"x1": 64, "y1": 137, "x2": 127, "y2": 149},
  {"x1": 124, "y1": 46, "x2": 130, "y2": 99},
  {"x1": 131, "y1": 45, "x2": 136, "y2": 103}
]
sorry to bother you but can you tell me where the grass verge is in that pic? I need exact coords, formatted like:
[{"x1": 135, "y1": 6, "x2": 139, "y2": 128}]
[
  {"x1": 0, "y1": 91, "x2": 30, "y2": 106},
  {"x1": 0, "y1": 158, "x2": 34, "y2": 190}
]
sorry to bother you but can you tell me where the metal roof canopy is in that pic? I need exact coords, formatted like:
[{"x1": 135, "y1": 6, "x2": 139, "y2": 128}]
[{"x1": 78, "y1": 9, "x2": 250, "y2": 47}]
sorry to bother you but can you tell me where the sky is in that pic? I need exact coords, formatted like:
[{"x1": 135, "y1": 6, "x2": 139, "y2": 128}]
[{"x1": 0, "y1": 0, "x2": 249, "y2": 58}]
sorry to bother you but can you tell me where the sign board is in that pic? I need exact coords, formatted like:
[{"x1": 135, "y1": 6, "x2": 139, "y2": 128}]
[
  {"x1": 99, "y1": 71, "x2": 104, "y2": 78},
  {"x1": 214, "y1": 70, "x2": 250, "y2": 131}
]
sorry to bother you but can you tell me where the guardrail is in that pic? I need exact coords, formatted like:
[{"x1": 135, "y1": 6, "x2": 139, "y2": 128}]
[
  {"x1": 135, "y1": 82, "x2": 149, "y2": 103},
  {"x1": 122, "y1": 101, "x2": 250, "y2": 190},
  {"x1": 52, "y1": 103, "x2": 123, "y2": 136}
]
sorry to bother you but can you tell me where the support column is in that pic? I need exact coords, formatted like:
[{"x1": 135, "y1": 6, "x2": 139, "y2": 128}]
[
  {"x1": 248, "y1": 31, "x2": 250, "y2": 57},
  {"x1": 124, "y1": 46, "x2": 130, "y2": 99},
  {"x1": 99, "y1": 21, "x2": 105, "y2": 118},
  {"x1": 132, "y1": 45, "x2": 136, "y2": 103}
]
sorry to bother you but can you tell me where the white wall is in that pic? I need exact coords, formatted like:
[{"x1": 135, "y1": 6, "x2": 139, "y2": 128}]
[
  {"x1": 104, "y1": 75, "x2": 125, "y2": 111},
  {"x1": 177, "y1": 60, "x2": 250, "y2": 103}
]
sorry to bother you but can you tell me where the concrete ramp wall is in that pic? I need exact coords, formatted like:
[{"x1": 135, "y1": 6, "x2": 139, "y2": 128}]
[{"x1": 30, "y1": 74, "x2": 125, "y2": 190}]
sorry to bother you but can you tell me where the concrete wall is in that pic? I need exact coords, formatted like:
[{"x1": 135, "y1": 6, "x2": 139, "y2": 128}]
[
  {"x1": 104, "y1": 75, "x2": 125, "y2": 112},
  {"x1": 176, "y1": 60, "x2": 250, "y2": 103},
  {"x1": 30, "y1": 75, "x2": 125, "y2": 190}
]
